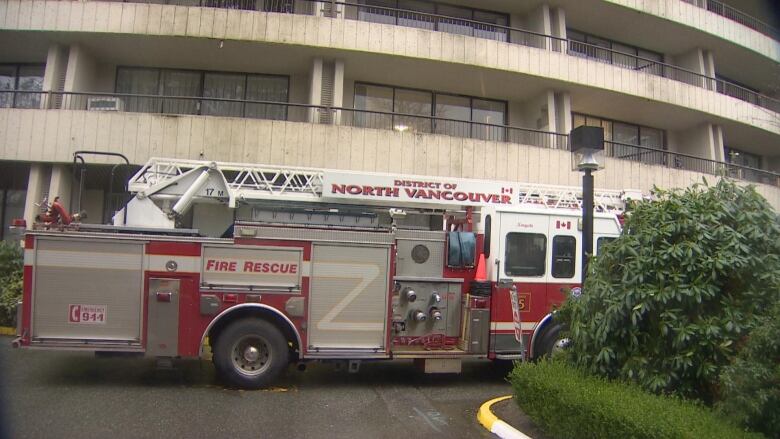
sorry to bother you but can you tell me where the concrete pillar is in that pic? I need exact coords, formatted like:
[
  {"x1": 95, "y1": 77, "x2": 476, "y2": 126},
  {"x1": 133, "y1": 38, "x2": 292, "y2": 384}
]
[
  {"x1": 674, "y1": 123, "x2": 722, "y2": 162},
  {"x1": 63, "y1": 44, "x2": 98, "y2": 93},
  {"x1": 711, "y1": 124, "x2": 725, "y2": 162},
  {"x1": 511, "y1": 4, "x2": 551, "y2": 49},
  {"x1": 48, "y1": 165, "x2": 74, "y2": 215},
  {"x1": 549, "y1": 7, "x2": 566, "y2": 51},
  {"x1": 308, "y1": 58, "x2": 323, "y2": 123},
  {"x1": 672, "y1": 48, "x2": 707, "y2": 87},
  {"x1": 23, "y1": 164, "x2": 50, "y2": 226},
  {"x1": 333, "y1": 59, "x2": 345, "y2": 124},
  {"x1": 41, "y1": 44, "x2": 69, "y2": 109}
]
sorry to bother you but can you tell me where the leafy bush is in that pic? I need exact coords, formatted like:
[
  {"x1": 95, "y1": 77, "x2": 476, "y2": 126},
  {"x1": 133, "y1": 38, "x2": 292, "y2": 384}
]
[
  {"x1": 557, "y1": 179, "x2": 780, "y2": 402},
  {"x1": 718, "y1": 302, "x2": 780, "y2": 437},
  {"x1": 0, "y1": 241, "x2": 23, "y2": 327},
  {"x1": 510, "y1": 360, "x2": 762, "y2": 439}
]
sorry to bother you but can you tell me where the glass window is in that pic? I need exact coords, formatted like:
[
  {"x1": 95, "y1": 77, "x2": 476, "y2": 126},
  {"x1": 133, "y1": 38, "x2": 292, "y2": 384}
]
[
  {"x1": 161, "y1": 70, "x2": 200, "y2": 115},
  {"x1": 611, "y1": 43, "x2": 637, "y2": 69},
  {"x1": 505, "y1": 233, "x2": 546, "y2": 277},
  {"x1": 394, "y1": 88, "x2": 432, "y2": 133},
  {"x1": 551, "y1": 235, "x2": 576, "y2": 278},
  {"x1": 472, "y1": 99, "x2": 506, "y2": 141},
  {"x1": 397, "y1": 0, "x2": 435, "y2": 30},
  {"x1": 0, "y1": 65, "x2": 16, "y2": 109},
  {"x1": 596, "y1": 237, "x2": 616, "y2": 255},
  {"x1": 354, "y1": 83, "x2": 394, "y2": 129},
  {"x1": 202, "y1": 72, "x2": 245, "y2": 118},
  {"x1": 434, "y1": 93, "x2": 470, "y2": 137},
  {"x1": 637, "y1": 49, "x2": 663, "y2": 76},
  {"x1": 15, "y1": 65, "x2": 44, "y2": 109},
  {"x1": 613, "y1": 122, "x2": 639, "y2": 145},
  {"x1": 437, "y1": 4, "x2": 472, "y2": 37},
  {"x1": 245, "y1": 75, "x2": 288, "y2": 120},
  {"x1": 640, "y1": 127, "x2": 663, "y2": 148},
  {"x1": 116, "y1": 67, "x2": 161, "y2": 113},
  {"x1": 358, "y1": 0, "x2": 397, "y2": 25},
  {"x1": 473, "y1": 10, "x2": 508, "y2": 42},
  {"x1": 2, "y1": 190, "x2": 25, "y2": 241}
]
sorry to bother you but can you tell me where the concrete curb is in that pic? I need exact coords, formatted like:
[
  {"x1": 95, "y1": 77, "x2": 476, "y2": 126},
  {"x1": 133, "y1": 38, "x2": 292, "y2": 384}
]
[
  {"x1": 477, "y1": 395, "x2": 533, "y2": 439},
  {"x1": 0, "y1": 326, "x2": 16, "y2": 336}
]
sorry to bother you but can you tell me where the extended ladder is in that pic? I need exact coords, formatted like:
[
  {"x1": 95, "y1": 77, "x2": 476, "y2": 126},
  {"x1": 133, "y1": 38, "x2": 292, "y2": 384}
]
[{"x1": 128, "y1": 157, "x2": 639, "y2": 214}]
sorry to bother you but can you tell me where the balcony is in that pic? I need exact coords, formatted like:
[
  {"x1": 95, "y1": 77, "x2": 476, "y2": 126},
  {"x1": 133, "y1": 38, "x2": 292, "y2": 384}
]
[
  {"x1": 3, "y1": 89, "x2": 777, "y2": 189},
  {"x1": 680, "y1": 0, "x2": 779, "y2": 41},
  {"x1": 85, "y1": 0, "x2": 779, "y2": 114}
]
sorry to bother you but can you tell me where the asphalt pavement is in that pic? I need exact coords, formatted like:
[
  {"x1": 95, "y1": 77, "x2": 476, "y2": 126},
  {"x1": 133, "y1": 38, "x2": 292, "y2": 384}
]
[{"x1": 0, "y1": 336, "x2": 516, "y2": 439}]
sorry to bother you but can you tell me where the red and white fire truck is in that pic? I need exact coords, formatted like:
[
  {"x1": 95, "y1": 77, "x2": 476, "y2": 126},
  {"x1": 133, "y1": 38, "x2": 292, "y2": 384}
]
[{"x1": 12, "y1": 157, "x2": 635, "y2": 388}]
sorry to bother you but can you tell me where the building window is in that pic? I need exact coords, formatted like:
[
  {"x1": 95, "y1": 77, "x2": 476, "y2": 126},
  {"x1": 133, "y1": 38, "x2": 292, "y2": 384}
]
[
  {"x1": 567, "y1": 30, "x2": 664, "y2": 76},
  {"x1": 357, "y1": 0, "x2": 508, "y2": 42},
  {"x1": 0, "y1": 190, "x2": 25, "y2": 241},
  {"x1": 725, "y1": 146, "x2": 763, "y2": 183},
  {"x1": 353, "y1": 82, "x2": 507, "y2": 141},
  {"x1": 573, "y1": 113, "x2": 666, "y2": 165},
  {"x1": 0, "y1": 64, "x2": 45, "y2": 109},
  {"x1": 115, "y1": 67, "x2": 289, "y2": 120},
  {"x1": 504, "y1": 232, "x2": 546, "y2": 277}
]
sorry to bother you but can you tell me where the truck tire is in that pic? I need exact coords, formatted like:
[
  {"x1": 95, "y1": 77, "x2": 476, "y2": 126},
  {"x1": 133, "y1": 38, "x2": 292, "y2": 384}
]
[
  {"x1": 534, "y1": 323, "x2": 569, "y2": 360},
  {"x1": 212, "y1": 318, "x2": 289, "y2": 389}
]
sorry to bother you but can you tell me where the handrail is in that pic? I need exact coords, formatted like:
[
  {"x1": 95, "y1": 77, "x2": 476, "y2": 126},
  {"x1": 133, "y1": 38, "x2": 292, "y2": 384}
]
[
  {"x1": 681, "y1": 0, "x2": 779, "y2": 40},
  {"x1": 2, "y1": 89, "x2": 777, "y2": 187},
  {"x1": 100, "y1": 0, "x2": 780, "y2": 113}
]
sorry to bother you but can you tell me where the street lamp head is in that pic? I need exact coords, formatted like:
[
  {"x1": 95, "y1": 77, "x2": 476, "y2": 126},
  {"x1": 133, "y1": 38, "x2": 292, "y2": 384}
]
[{"x1": 570, "y1": 126, "x2": 605, "y2": 172}]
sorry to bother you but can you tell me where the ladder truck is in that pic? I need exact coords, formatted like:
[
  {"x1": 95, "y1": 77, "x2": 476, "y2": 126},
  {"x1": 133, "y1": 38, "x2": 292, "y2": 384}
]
[{"x1": 12, "y1": 157, "x2": 636, "y2": 388}]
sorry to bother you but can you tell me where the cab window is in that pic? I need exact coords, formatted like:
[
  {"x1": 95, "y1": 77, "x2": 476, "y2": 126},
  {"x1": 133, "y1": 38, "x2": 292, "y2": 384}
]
[
  {"x1": 504, "y1": 233, "x2": 546, "y2": 277},
  {"x1": 597, "y1": 236, "x2": 617, "y2": 255},
  {"x1": 551, "y1": 235, "x2": 576, "y2": 278}
]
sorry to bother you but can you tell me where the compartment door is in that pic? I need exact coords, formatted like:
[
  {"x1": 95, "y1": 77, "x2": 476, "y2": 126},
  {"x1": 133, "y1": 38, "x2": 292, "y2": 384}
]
[
  {"x1": 308, "y1": 244, "x2": 390, "y2": 352},
  {"x1": 32, "y1": 238, "x2": 144, "y2": 346}
]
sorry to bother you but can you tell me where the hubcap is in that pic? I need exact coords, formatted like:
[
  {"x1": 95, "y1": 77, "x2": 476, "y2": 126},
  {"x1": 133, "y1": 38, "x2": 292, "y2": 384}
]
[{"x1": 231, "y1": 335, "x2": 272, "y2": 377}]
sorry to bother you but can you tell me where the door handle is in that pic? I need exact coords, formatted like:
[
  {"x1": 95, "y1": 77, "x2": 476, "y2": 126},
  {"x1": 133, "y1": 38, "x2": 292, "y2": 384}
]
[{"x1": 156, "y1": 291, "x2": 172, "y2": 302}]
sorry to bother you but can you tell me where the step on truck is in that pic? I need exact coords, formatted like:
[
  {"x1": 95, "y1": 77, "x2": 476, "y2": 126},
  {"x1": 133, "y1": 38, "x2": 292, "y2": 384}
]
[{"x1": 12, "y1": 157, "x2": 633, "y2": 388}]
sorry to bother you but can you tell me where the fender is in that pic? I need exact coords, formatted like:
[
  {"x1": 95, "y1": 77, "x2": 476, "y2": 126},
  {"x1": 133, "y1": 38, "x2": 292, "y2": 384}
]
[
  {"x1": 529, "y1": 312, "x2": 554, "y2": 359},
  {"x1": 198, "y1": 303, "x2": 303, "y2": 358}
]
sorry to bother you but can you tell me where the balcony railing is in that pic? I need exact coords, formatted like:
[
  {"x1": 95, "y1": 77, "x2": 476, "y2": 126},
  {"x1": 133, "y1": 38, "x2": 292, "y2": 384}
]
[
  {"x1": 681, "y1": 0, "x2": 779, "y2": 40},
  {"x1": 3, "y1": 89, "x2": 778, "y2": 188},
  {"x1": 101, "y1": 0, "x2": 780, "y2": 114}
]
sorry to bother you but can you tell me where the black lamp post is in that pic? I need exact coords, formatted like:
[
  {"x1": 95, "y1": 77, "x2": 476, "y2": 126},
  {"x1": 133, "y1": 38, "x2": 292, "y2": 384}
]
[{"x1": 570, "y1": 126, "x2": 605, "y2": 286}]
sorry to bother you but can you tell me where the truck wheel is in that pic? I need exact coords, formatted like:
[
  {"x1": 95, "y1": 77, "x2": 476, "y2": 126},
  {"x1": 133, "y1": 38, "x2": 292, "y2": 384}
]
[
  {"x1": 213, "y1": 318, "x2": 289, "y2": 389},
  {"x1": 534, "y1": 323, "x2": 569, "y2": 360}
]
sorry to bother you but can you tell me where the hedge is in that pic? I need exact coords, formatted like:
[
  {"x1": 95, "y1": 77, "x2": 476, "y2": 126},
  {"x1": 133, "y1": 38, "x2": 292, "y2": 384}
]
[{"x1": 509, "y1": 360, "x2": 762, "y2": 439}]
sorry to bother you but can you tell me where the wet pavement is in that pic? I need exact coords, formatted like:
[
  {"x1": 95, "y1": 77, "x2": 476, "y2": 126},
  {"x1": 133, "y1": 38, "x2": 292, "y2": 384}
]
[{"x1": 0, "y1": 336, "x2": 518, "y2": 439}]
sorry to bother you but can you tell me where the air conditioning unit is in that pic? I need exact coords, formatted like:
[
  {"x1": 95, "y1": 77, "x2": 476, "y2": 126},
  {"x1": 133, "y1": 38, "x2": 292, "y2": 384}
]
[{"x1": 87, "y1": 96, "x2": 124, "y2": 111}]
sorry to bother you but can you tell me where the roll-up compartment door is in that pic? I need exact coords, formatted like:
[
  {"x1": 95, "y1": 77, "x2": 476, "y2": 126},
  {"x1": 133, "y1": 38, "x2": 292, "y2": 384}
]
[{"x1": 32, "y1": 237, "x2": 145, "y2": 347}]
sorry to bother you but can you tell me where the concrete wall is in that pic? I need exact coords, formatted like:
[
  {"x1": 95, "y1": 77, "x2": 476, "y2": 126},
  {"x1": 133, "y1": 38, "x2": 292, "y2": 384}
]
[
  {"x1": 64, "y1": 45, "x2": 98, "y2": 93},
  {"x1": 1, "y1": 2, "x2": 775, "y2": 136},
  {"x1": 603, "y1": 0, "x2": 780, "y2": 62},
  {"x1": 675, "y1": 122, "x2": 718, "y2": 160},
  {"x1": 1, "y1": 108, "x2": 778, "y2": 209}
]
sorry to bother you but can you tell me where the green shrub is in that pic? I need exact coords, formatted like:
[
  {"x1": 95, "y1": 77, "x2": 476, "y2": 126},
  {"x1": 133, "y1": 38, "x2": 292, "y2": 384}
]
[
  {"x1": 0, "y1": 240, "x2": 23, "y2": 327},
  {"x1": 718, "y1": 302, "x2": 780, "y2": 437},
  {"x1": 510, "y1": 360, "x2": 762, "y2": 439},
  {"x1": 557, "y1": 179, "x2": 780, "y2": 402}
]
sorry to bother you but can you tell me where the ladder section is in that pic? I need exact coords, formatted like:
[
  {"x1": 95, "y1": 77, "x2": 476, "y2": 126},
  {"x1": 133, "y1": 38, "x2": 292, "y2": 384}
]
[
  {"x1": 128, "y1": 157, "x2": 636, "y2": 212},
  {"x1": 128, "y1": 158, "x2": 326, "y2": 203}
]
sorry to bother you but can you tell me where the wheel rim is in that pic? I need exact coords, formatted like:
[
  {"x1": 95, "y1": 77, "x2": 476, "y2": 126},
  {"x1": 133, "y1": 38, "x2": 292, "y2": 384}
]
[{"x1": 230, "y1": 334, "x2": 272, "y2": 377}]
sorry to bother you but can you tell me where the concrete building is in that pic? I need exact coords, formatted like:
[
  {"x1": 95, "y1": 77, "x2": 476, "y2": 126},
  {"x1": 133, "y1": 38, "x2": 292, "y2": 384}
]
[{"x1": 0, "y1": 0, "x2": 778, "y2": 237}]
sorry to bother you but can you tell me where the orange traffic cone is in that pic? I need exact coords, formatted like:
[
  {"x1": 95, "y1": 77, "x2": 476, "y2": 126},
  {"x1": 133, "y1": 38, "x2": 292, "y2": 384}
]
[{"x1": 474, "y1": 253, "x2": 487, "y2": 281}]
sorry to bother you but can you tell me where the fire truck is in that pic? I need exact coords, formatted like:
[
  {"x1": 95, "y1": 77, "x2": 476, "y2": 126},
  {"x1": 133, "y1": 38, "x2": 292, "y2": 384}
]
[{"x1": 12, "y1": 157, "x2": 635, "y2": 388}]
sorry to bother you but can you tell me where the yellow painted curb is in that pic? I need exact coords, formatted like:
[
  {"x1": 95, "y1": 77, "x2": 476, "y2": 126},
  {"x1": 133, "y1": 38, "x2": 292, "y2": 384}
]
[
  {"x1": 477, "y1": 395, "x2": 533, "y2": 439},
  {"x1": 0, "y1": 326, "x2": 16, "y2": 336},
  {"x1": 478, "y1": 395, "x2": 511, "y2": 430}
]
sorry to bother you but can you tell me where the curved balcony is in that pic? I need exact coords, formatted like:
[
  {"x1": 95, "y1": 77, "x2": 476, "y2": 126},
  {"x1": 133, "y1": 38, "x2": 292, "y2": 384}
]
[
  {"x1": 0, "y1": 90, "x2": 778, "y2": 207},
  {"x1": 2, "y1": 0, "x2": 778, "y2": 138}
]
